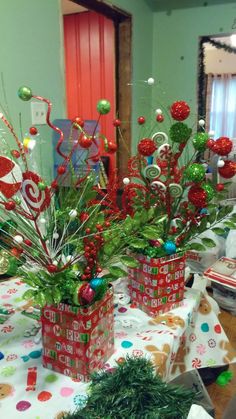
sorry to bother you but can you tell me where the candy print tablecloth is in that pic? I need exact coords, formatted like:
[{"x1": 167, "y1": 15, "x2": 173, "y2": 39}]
[{"x1": 0, "y1": 278, "x2": 235, "y2": 419}]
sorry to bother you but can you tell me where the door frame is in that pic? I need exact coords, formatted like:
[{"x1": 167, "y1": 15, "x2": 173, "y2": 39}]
[{"x1": 68, "y1": 0, "x2": 132, "y2": 179}]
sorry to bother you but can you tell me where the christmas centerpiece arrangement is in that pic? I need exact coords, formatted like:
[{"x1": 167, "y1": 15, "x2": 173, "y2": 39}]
[
  {"x1": 0, "y1": 86, "x2": 150, "y2": 380},
  {"x1": 120, "y1": 100, "x2": 236, "y2": 316}
]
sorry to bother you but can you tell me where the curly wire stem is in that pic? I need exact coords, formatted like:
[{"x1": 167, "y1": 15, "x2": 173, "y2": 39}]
[
  {"x1": 32, "y1": 95, "x2": 67, "y2": 160},
  {"x1": 0, "y1": 113, "x2": 28, "y2": 170}
]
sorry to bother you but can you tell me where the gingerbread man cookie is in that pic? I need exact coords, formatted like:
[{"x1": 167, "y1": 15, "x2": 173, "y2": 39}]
[
  {"x1": 198, "y1": 296, "x2": 212, "y2": 315},
  {"x1": 0, "y1": 383, "x2": 14, "y2": 399},
  {"x1": 145, "y1": 343, "x2": 171, "y2": 377},
  {"x1": 220, "y1": 340, "x2": 236, "y2": 363},
  {"x1": 171, "y1": 335, "x2": 190, "y2": 374},
  {"x1": 149, "y1": 313, "x2": 185, "y2": 329}
]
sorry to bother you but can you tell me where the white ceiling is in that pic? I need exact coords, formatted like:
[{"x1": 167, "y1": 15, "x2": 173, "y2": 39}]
[{"x1": 61, "y1": 0, "x2": 87, "y2": 15}]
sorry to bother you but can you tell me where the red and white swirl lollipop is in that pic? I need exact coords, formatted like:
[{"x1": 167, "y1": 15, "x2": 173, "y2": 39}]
[
  {"x1": 157, "y1": 143, "x2": 172, "y2": 161},
  {"x1": 0, "y1": 156, "x2": 22, "y2": 198},
  {"x1": 21, "y1": 171, "x2": 51, "y2": 213},
  {"x1": 150, "y1": 180, "x2": 166, "y2": 193}
]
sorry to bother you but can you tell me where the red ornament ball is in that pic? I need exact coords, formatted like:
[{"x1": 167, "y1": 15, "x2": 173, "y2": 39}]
[
  {"x1": 57, "y1": 165, "x2": 66, "y2": 175},
  {"x1": 156, "y1": 114, "x2": 164, "y2": 122},
  {"x1": 206, "y1": 139, "x2": 215, "y2": 149},
  {"x1": 216, "y1": 183, "x2": 225, "y2": 192},
  {"x1": 11, "y1": 247, "x2": 22, "y2": 257},
  {"x1": 138, "y1": 138, "x2": 157, "y2": 156},
  {"x1": 11, "y1": 150, "x2": 20, "y2": 159},
  {"x1": 212, "y1": 137, "x2": 233, "y2": 156},
  {"x1": 113, "y1": 118, "x2": 121, "y2": 127},
  {"x1": 24, "y1": 239, "x2": 32, "y2": 246},
  {"x1": 4, "y1": 201, "x2": 16, "y2": 211},
  {"x1": 79, "y1": 135, "x2": 92, "y2": 149},
  {"x1": 170, "y1": 101, "x2": 190, "y2": 121},
  {"x1": 188, "y1": 186, "x2": 207, "y2": 208},
  {"x1": 73, "y1": 116, "x2": 84, "y2": 128},
  {"x1": 29, "y1": 126, "x2": 38, "y2": 136},
  {"x1": 107, "y1": 142, "x2": 117, "y2": 153},
  {"x1": 80, "y1": 212, "x2": 89, "y2": 223},
  {"x1": 218, "y1": 160, "x2": 236, "y2": 179},
  {"x1": 137, "y1": 116, "x2": 146, "y2": 125},
  {"x1": 47, "y1": 264, "x2": 58, "y2": 274}
]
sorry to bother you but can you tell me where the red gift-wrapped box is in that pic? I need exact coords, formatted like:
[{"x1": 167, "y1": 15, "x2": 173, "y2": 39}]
[
  {"x1": 41, "y1": 287, "x2": 114, "y2": 382},
  {"x1": 128, "y1": 252, "x2": 185, "y2": 317}
]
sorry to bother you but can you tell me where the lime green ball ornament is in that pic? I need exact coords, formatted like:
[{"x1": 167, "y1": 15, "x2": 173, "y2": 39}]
[
  {"x1": 186, "y1": 163, "x2": 205, "y2": 182},
  {"x1": 192, "y1": 132, "x2": 209, "y2": 151},
  {"x1": 169, "y1": 122, "x2": 192, "y2": 143},
  {"x1": 96, "y1": 99, "x2": 111, "y2": 115},
  {"x1": 18, "y1": 86, "x2": 32, "y2": 101},
  {"x1": 38, "y1": 182, "x2": 47, "y2": 191},
  {"x1": 202, "y1": 182, "x2": 215, "y2": 201}
]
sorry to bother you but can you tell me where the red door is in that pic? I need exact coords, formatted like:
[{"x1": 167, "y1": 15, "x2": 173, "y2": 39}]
[{"x1": 63, "y1": 11, "x2": 116, "y2": 176}]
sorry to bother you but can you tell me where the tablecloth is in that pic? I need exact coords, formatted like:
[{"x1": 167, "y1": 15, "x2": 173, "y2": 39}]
[{"x1": 0, "y1": 278, "x2": 235, "y2": 419}]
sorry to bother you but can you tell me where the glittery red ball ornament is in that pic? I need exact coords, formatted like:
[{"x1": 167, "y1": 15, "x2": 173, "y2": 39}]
[
  {"x1": 218, "y1": 160, "x2": 236, "y2": 178},
  {"x1": 47, "y1": 264, "x2": 58, "y2": 273},
  {"x1": 24, "y1": 239, "x2": 32, "y2": 246},
  {"x1": 138, "y1": 138, "x2": 156, "y2": 156},
  {"x1": 107, "y1": 142, "x2": 117, "y2": 153},
  {"x1": 170, "y1": 101, "x2": 190, "y2": 121},
  {"x1": 73, "y1": 116, "x2": 84, "y2": 127},
  {"x1": 57, "y1": 165, "x2": 66, "y2": 175},
  {"x1": 212, "y1": 137, "x2": 233, "y2": 156},
  {"x1": 79, "y1": 135, "x2": 92, "y2": 149},
  {"x1": 113, "y1": 118, "x2": 121, "y2": 127},
  {"x1": 137, "y1": 116, "x2": 145, "y2": 125},
  {"x1": 29, "y1": 126, "x2": 38, "y2": 135},
  {"x1": 156, "y1": 114, "x2": 164, "y2": 122},
  {"x1": 206, "y1": 139, "x2": 215, "y2": 149},
  {"x1": 4, "y1": 201, "x2": 16, "y2": 210},
  {"x1": 11, "y1": 150, "x2": 20, "y2": 159},
  {"x1": 216, "y1": 183, "x2": 225, "y2": 192},
  {"x1": 188, "y1": 186, "x2": 207, "y2": 208}
]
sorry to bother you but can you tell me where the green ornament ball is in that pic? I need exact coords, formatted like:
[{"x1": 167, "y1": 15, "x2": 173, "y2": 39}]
[
  {"x1": 192, "y1": 132, "x2": 209, "y2": 151},
  {"x1": 38, "y1": 182, "x2": 47, "y2": 191},
  {"x1": 169, "y1": 122, "x2": 192, "y2": 143},
  {"x1": 202, "y1": 182, "x2": 215, "y2": 201},
  {"x1": 186, "y1": 163, "x2": 206, "y2": 182},
  {"x1": 18, "y1": 86, "x2": 32, "y2": 101},
  {"x1": 96, "y1": 99, "x2": 111, "y2": 115}
]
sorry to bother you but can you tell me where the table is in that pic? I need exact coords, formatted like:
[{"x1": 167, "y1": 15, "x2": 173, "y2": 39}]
[{"x1": 0, "y1": 278, "x2": 235, "y2": 419}]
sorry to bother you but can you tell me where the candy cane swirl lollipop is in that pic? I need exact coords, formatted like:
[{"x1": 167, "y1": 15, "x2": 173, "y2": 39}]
[
  {"x1": 152, "y1": 132, "x2": 168, "y2": 146},
  {"x1": 169, "y1": 183, "x2": 183, "y2": 198},
  {"x1": 21, "y1": 171, "x2": 51, "y2": 213},
  {"x1": 143, "y1": 164, "x2": 161, "y2": 180}
]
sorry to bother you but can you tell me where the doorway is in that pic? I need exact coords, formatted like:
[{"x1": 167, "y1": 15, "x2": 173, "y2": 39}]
[{"x1": 61, "y1": 0, "x2": 132, "y2": 180}]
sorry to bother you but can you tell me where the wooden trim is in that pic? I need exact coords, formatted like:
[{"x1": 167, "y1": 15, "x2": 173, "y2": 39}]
[
  {"x1": 71, "y1": 0, "x2": 131, "y2": 21},
  {"x1": 116, "y1": 18, "x2": 132, "y2": 179}
]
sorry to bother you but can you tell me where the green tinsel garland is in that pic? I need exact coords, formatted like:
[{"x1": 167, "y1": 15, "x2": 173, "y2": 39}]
[{"x1": 63, "y1": 356, "x2": 198, "y2": 419}]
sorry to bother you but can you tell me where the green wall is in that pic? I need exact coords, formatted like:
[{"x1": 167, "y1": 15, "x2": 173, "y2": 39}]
[
  {"x1": 152, "y1": 0, "x2": 236, "y2": 125},
  {"x1": 0, "y1": 0, "x2": 65, "y2": 180}
]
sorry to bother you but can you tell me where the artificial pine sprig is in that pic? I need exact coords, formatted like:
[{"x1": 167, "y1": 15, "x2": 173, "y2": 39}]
[{"x1": 63, "y1": 356, "x2": 198, "y2": 419}]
